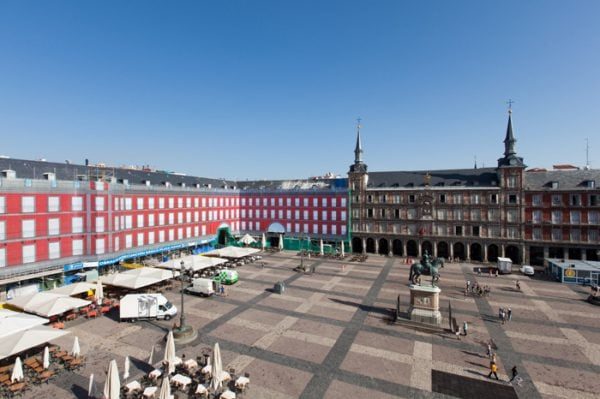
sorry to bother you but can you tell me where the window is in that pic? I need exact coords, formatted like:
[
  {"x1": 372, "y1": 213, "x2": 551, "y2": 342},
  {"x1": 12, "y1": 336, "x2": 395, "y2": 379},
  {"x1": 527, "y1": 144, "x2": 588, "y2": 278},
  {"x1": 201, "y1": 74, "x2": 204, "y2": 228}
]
[
  {"x1": 471, "y1": 194, "x2": 480, "y2": 204},
  {"x1": 571, "y1": 195, "x2": 581, "y2": 206},
  {"x1": 148, "y1": 214, "x2": 155, "y2": 227},
  {"x1": 552, "y1": 228, "x2": 562, "y2": 241},
  {"x1": 508, "y1": 194, "x2": 517, "y2": 204},
  {"x1": 395, "y1": 209, "x2": 401, "y2": 219},
  {"x1": 589, "y1": 230, "x2": 599, "y2": 243},
  {"x1": 95, "y1": 216, "x2": 105, "y2": 233},
  {"x1": 455, "y1": 226, "x2": 463, "y2": 236},
  {"x1": 322, "y1": 198, "x2": 327, "y2": 207},
  {"x1": 341, "y1": 211, "x2": 347, "y2": 221},
  {"x1": 95, "y1": 238, "x2": 105, "y2": 255},
  {"x1": 95, "y1": 197, "x2": 105, "y2": 211},
  {"x1": 159, "y1": 231, "x2": 165, "y2": 243},
  {"x1": 159, "y1": 197, "x2": 165, "y2": 209},
  {"x1": 125, "y1": 198, "x2": 133, "y2": 210},
  {"x1": 470, "y1": 210, "x2": 480, "y2": 221},
  {"x1": 311, "y1": 210, "x2": 317, "y2": 220},
  {"x1": 72, "y1": 196, "x2": 83, "y2": 211},
  {"x1": 532, "y1": 210, "x2": 542, "y2": 223},
  {"x1": 532, "y1": 195, "x2": 542, "y2": 206},
  {"x1": 507, "y1": 227, "x2": 518, "y2": 238},
  {"x1": 0, "y1": 221, "x2": 4, "y2": 240},
  {"x1": 590, "y1": 211, "x2": 599, "y2": 225},
  {"x1": 590, "y1": 195, "x2": 598, "y2": 207},
  {"x1": 571, "y1": 229, "x2": 581, "y2": 242},
  {"x1": 0, "y1": 197, "x2": 5, "y2": 213},
  {"x1": 507, "y1": 176, "x2": 517, "y2": 188},
  {"x1": 332, "y1": 198, "x2": 337, "y2": 207},
  {"x1": 439, "y1": 194, "x2": 446, "y2": 204},
  {"x1": 72, "y1": 217, "x2": 83, "y2": 233},
  {"x1": 507, "y1": 209, "x2": 518, "y2": 223},
  {"x1": 408, "y1": 195, "x2": 415, "y2": 204},
  {"x1": 177, "y1": 212, "x2": 183, "y2": 224},
  {"x1": 186, "y1": 197, "x2": 191, "y2": 208},
  {"x1": 453, "y1": 194, "x2": 462, "y2": 204},
  {"x1": 313, "y1": 224, "x2": 318, "y2": 234},
  {"x1": 22, "y1": 244, "x2": 36, "y2": 263},
  {"x1": 341, "y1": 198, "x2": 347, "y2": 207},
  {"x1": 341, "y1": 225, "x2": 347, "y2": 235},
  {"x1": 136, "y1": 197, "x2": 143, "y2": 210},
  {"x1": 331, "y1": 211, "x2": 337, "y2": 221},
  {"x1": 177, "y1": 197, "x2": 183, "y2": 208},
  {"x1": 472, "y1": 226, "x2": 480, "y2": 237},
  {"x1": 490, "y1": 194, "x2": 498, "y2": 204},
  {"x1": 552, "y1": 195, "x2": 562, "y2": 206},
  {"x1": 453, "y1": 209, "x2": 462, "y2": 221},
  {"x1": 367, "y1": 209, "x2": 373, "y2": 218},
  {"x1": 22, "y1": 220, "x2": 35, "y2": 238},
  {"x1": 570, "y1": 211, "x2": 581, "y2": 224},
  {"x1": 407, "y1": 208, "x2": 417, "y2": 220},
  {"x1": 137, "y1": 233, "x2": 144, "y2": 246},
  {"x1": 48, "y1": 242, "x2": 60, "y2": 259},
  {"x1": 48, "y1": 197, "x2": 60, "y2": 212},
  {"x1": 533, "y1": 228, "x2": 542, "y2": 240},
  {"x1": 136, "y1": 214, "x2": 144, "y2": 228},
  {"x1": 125, "y1": 234, "x2": 133, "y2": 248},
  {"x1": 552, "y1": 211, "x2": 562, "y2": 224},
  {"x1": 22, "y1": 196, "x2": 35, "y2": 213},
  {"x1": 72, "y1": 239, "x2": 83, "y2": 256},
  {"x1": 168, "y1": 197, "x2": 175, "y2": 209},
  {"x1": 48, "y1": 218, "x2": 60, "y2": 235}
]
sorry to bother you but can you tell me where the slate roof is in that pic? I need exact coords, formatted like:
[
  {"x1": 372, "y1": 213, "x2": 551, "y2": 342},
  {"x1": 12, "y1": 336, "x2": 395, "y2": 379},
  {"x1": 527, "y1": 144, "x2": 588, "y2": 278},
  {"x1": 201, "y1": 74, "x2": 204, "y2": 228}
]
[
  {"x1": 366, "y1": 168, "x2": 499, "y2": 188},
  {"x1": 524, "y1": 169, "x2": 600, "y2": 190}
]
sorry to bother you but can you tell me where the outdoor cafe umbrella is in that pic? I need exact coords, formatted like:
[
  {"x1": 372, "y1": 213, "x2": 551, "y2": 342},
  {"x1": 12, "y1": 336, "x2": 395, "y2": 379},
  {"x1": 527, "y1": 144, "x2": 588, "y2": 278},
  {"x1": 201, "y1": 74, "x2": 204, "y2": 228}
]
[
  {"x1": 103, "y1": 359, "x2": 120, "y2": 399},
  {"x1": 95, "y1": 279, "x2": 104, "y2": 303},
  {"x1": 261, "y1": 233, "x2": 266, "y2": 250},
  {"x1": 88, "y1": 373, "x2": 95, "y2": 398},
  {"x1": 123, "y1": 356, "x2": 130, "y2": 380},
  {"x1": 11, "y1": 357, "x2": 23, "y2": 383},
  {"x1": 148, "y1": 345, "x2": 154, "y2": 366},
  {"x1": 210, "y1": 342, "x2": 224, "y2": 393},
  {"x1": 43, "y1": 346, "x2": 50, "y2": 369},
  {"x1": 340, "y1": 241, "x2": 345, "y2": 257},
  {"x1": 159, "y1": 376, "x2": 171, "y2": 399},
  {"x1": 72, "y1": 336, "x2": 81, "y2": 357},
  {"x1": 164, "y1": 331, "x2": 176, "y2": 375},
  {"x1": 278, "y1": 234, "x2": 284, "y2": 250},
  {"x1": 319, "y1": 239, "x2": 324, "y2": 256}
]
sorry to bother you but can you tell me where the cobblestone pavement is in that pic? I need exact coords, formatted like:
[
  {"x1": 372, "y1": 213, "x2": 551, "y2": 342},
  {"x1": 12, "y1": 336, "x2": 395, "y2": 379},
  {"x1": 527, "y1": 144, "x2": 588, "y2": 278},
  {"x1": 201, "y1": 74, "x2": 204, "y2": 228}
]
[{"x1": 21, "y1": 253, "x2": 600, "y2": 398}]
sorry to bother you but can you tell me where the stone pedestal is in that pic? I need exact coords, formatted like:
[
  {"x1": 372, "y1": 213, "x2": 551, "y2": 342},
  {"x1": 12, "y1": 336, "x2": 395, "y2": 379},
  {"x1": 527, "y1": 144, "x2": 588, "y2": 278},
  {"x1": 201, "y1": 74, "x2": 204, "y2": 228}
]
[{"x1": 408, "y1": 284, "x2": 442, "y2": 326}]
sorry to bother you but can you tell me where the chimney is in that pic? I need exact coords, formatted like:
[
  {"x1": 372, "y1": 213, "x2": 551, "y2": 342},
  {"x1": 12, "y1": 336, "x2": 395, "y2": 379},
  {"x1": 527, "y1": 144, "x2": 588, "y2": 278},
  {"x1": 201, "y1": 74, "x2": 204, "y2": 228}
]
[
  {"x1": 85, "y1": 159, "x2": 89, "y2": 166},
  {"x1": 43, "y1": 172, "x2": 56, "y2": 181},
  {"x1": 1, "y1": 170, "x2": 16, "y2": 179}
]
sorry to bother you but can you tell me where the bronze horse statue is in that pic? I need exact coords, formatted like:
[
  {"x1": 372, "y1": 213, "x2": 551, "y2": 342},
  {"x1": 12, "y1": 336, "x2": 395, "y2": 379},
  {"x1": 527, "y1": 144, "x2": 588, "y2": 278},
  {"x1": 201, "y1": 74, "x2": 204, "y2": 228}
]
[{"x1": 409, "y1": 252, "x2": 444, "y2": 285}]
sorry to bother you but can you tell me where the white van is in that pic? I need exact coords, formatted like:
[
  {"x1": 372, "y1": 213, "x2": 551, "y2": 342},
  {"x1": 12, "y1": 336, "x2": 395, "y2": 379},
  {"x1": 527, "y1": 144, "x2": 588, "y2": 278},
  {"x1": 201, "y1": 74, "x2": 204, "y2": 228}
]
[
  {"x1": 185, "y1": 278, "x2": 215, "y2": 297},
  {"x1": 120, "y1": 293, "x2": 178, "y2": 322}
]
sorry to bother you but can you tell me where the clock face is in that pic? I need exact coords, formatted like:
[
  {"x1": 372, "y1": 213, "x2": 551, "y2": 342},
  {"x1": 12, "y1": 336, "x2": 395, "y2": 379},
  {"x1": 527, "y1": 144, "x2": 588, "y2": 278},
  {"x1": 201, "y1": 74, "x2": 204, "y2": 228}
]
[{"x1": 509, "y1": 158, "x2": 517, "y2": 166}]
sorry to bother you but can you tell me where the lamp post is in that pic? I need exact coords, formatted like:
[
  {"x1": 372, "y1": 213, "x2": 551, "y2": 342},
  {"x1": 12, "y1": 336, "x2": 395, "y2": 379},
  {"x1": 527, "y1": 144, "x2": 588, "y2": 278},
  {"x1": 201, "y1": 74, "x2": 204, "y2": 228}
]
[
  {"x1": 172, "y1": 259, "x2": 197, "y2": 343},
  {"x1": 179, "y1": 260, "x2": 186, "y2": 329}
]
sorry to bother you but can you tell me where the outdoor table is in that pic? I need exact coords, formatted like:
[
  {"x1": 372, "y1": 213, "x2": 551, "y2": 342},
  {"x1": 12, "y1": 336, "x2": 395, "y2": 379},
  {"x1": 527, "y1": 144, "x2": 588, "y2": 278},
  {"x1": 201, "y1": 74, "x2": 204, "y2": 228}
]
[
  {"x1": 201, "y1": 365, "x2": 211, "y2": 376},
  {"x1": 65, "y1": 313, "x2": 77, "y2": 321},
  {"x1": 171, "y1": 373, "x2": 192, "y2": 389},
  {"x1": 148, "y1": 369, "x2": 162, "y2": 379},
  {"x1": 173, "y1": 356, "x2": 183, "y2": 366},
  {"x1": 183, "y1": 358, "x2": 198, "y2": 370},
  {"x1": 0, "y1": 374, "x2": 9, "y2": 384},
  {"x1": 143, "y1": 386, "x2": 158, "y2": 398},
  {"x1": 220, "y1": 390, "x2": 236, "y2": 399},
  {"x1": 126, "y1": 380, "x2": 142, "y2": 392},
  {"x1": 62, "y1": 355, "x2": 74, "y2": 362},
  {"x1": 40, "y1": 370, "x2": 53, "y2": 380},
  {"x1": 235, "y1": 376, "x2": 250, "y2": 390},
  {"x1": 221, "y1": 371, "x2": 231, "y2": 382},
  {"x1": 195, "y1": 384, "x2": 207, "y2": 394}
]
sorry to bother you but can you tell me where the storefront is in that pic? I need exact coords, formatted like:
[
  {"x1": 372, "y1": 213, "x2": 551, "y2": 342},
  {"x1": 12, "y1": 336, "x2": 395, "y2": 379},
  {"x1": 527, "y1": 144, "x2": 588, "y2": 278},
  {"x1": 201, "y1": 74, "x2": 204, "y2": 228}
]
[{"x1": 547, "y1": 258, "x2": 600, "y2": 285}]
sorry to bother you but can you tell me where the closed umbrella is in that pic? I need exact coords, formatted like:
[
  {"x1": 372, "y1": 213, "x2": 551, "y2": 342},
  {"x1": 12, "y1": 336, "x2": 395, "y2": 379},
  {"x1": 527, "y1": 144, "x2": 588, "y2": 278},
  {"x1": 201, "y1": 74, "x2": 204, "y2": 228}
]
[
  {"x1": 261, "y1": 233, "x2": 266, "y2": 250},
  {"x1": 148, "y1": 345, "x2": 154, "y2": 365},
  {"x1": 158, "y1": 376, "x2": 171, "y2": 399},
  {"x1": 123, "y1": 356, "x2": 130, "y2": 380},
  {"x1": 210, "y1": 342, "x2": 223, "y2": 392},
  {"x1": 278, "y1": 234, "x2": 284, "y2": 250},
  {"x1": 88, "y1": 373, "x2": 95, "y2": 398},
  {"x1": 340, "y1": 241, "x2": 345, "y2": 257},
  {"x1": 43, "y1": 346, "x2": 50, "y2": 369},
  {"x1": 72, "y1": 336, "x2": 81, "y2": 357},
  {"x1": 319, "y1": 239, "x2": 324, "y2": 256},
  {"x1": 95, "y1": 279, "x2": 104, "y2": 303},
  {"x1": 164, "y1": 331, "x2": 176, "y2": 374},
  {"x1": 11, "y1": 357, "x2": 23, "y2": 382},
  {"x1": 103, "y1": 360, "x2": 120, "y2": 399}
]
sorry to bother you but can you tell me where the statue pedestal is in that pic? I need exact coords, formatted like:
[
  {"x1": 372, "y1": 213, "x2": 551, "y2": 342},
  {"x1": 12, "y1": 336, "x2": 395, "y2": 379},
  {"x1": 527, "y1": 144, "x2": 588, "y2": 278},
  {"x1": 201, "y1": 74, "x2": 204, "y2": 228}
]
[{"x1": 408, "y1": 284, "x2": 442, "y2": 326}]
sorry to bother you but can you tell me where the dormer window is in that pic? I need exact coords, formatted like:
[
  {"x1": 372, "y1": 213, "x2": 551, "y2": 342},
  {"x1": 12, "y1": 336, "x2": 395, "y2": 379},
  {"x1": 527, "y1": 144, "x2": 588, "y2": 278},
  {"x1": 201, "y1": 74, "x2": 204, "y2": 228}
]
[
  {"x1": 585, "y1": 180, "x2": 595, "y2": 188},
  {"x1": 551, "y1": 181, "x2": 559, "y2": 189}
]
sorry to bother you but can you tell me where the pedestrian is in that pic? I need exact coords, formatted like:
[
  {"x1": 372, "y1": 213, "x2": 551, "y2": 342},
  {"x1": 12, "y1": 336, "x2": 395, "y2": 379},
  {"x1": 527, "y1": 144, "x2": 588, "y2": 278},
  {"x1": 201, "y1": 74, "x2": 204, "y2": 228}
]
[
  {"x1": 466, "y1": 281, "x2": 471, "y2": 291},
  {"x1": 489, "y1": 268, "x2": 493, "y2": 277},
  {"x1": 455, "y1": 330, "x2": 461, "y2": 340},
  {"x1": 491, "y1": 353, "x2": 497, "y2": 364},
  {"x1": 498, "y1": 307, "x2": 503, "y2": 320},
  {"x1": 220, "y1": 285, "x2": 225, "y2": 296},
  {"x1": 463, "y1": 321, "x2": 468, "y2": 336},
  {"x1": 495, "y1": 269, "x2": 499, "y2": 277},
  {"x1": 516, "y1": 280, "x2": 521, "y2": 291},
  {"x1": 488, "y1": 361, "x2": 499, "y2": 380},
  {"x1": 486, "y1": 343, "x2": 492, "y2": 358},
  {"x1": 510, "y1": 365, "x2": 519, "y2": 382},
  {"x1": 478, "y1": 267, "x2": 481, "y2": 275}
]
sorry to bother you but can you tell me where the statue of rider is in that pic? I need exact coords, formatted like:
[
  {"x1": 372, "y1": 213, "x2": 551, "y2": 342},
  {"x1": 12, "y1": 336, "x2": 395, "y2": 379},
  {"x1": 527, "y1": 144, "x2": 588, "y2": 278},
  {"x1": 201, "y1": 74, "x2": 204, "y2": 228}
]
[{"x1": 421, "y1": 250, "x2": 432, "y2": 274}]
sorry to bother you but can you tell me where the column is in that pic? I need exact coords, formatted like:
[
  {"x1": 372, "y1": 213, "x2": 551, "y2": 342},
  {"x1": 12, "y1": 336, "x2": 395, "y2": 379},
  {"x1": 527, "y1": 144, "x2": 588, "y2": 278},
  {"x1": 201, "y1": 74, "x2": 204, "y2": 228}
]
[
  {"x1": 374, "y1": 239, "x2": 379, "y2": 254},
  {"x1": 483, "y1": 244, "x2": 488, "y2": 263},
  {"x1": 582, "y1": 249, "x2": 587, "y2": 261},
  {"x1": 466, "y1": 243, "x2": 471, "y2": 261},
  {"x1": 563, "y1": 247, "x2": 568, "y2": 260},
  {"x1": 417, "y1": 242, "x2": 422, "y2": 257},
  {"x1": 403, "y1": 242, "x2": 407, "y2": 257},
  {"x1": 433, "y1": 242, "x2": 438, "y2": 258},
  {"x1": 501, "y1": 244, "x2": 506, "y2": 258},
  {"x1": 362, "y1": 238, "x2": 367, "y2": 255},
  {"x1": 521, "y1": 244, "x2": 527, "y2": 265},
  {"x1": 388, "y1": 239, "x2": 393, "y2": 257},
  {"x1": 449, "y1": 242, "x2": 454, "y2": 260}
]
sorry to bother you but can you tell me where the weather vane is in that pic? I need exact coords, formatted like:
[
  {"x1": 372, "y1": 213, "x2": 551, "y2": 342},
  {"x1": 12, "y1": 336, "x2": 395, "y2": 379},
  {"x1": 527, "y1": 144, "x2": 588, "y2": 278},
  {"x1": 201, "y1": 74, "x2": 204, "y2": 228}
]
[
  {"x1": 506, "y1": 99, "x2": 515, "y2": 113},
  {"x1": 356, "y1": 117, "x2": 362, "y2": 131}
]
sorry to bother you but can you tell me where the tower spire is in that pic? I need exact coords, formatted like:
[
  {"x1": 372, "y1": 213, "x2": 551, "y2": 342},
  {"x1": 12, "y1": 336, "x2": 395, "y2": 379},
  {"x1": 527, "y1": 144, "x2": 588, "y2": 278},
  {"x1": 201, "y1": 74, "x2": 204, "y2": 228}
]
[
  {"x1": 503, "y1": 105, "x2": 516, "y2": 157},
  {"x1": 354, "y1": 117, "x2": 363, "y2": 164}
]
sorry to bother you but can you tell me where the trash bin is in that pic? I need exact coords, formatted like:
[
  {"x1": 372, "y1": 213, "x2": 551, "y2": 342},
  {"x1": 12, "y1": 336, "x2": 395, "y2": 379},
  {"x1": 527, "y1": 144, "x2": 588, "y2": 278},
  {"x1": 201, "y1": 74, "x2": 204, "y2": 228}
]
[{"x1": 274, "y1": 281, "x2": 285, "y2": 295}]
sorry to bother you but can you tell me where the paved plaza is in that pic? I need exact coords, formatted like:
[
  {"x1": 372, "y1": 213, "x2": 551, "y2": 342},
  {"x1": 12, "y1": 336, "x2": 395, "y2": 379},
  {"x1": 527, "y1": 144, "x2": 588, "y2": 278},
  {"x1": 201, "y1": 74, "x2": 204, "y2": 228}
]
[{"x1": 23, "y1": 252, "x2": 600, "y2": 398}]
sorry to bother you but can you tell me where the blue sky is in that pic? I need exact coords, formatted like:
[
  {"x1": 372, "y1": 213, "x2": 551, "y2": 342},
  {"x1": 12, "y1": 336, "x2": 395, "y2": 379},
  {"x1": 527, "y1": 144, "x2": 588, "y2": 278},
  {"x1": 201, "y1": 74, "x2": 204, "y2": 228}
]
[{"x1": 1, "y1": 1, "x2": 599, "y2": 180}]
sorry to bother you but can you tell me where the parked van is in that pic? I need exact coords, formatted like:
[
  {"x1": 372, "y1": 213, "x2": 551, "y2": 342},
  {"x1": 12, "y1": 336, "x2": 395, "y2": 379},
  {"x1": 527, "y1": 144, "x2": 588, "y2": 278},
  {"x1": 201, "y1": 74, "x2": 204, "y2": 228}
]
[
  {"x1": 185, "y1": 278, "x2": 215, "y2": 297},
  {"x1": 120, "y1": 293, "x2": 178, "y2": 322},
  {"x1": 214, "y1": 270, "x2": 239, "y2": 285}
]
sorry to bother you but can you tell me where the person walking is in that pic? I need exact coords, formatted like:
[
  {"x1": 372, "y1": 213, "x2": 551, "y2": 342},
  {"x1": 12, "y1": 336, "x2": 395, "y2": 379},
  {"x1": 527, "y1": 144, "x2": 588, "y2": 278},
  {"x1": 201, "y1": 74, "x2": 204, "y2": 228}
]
[
  {"x1": 463, "y1": 321, "x2": 469, "y2": 336},
  {"x1": 508, "y1": 307, "x2": 512, "y2": 321},
  {"x1": 486, "y1": 343, "x2": 492, "y2": 358},
  {"x1": 491, "y1": 353, "x2": 497, "y2": 364},
  {"x1": 488, "y1": 362, "x2": 499, "y2": 380},
  {"x1": 510, "y1": 365, "x2": 519, "y2": 382}
]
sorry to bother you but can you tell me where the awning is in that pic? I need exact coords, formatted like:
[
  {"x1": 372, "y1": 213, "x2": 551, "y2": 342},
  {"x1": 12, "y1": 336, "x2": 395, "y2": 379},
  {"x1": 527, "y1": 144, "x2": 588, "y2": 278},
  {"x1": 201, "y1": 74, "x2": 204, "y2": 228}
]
[
  {"x1": 204, "y1": 247, "x2": 260, "y2": 259},
  {"x1": 157, "y1": 255, "x2": 228, "y2": 272},
  {"x1": 48, "y1": 282, "x2": 96, "y2": 297},
  {"x1": 101, "y1": 267, "x2": 179, "y2": 290},
  {"x1": 0, "y1": 325, "x2": 70, "y2": 360},
  {"x1": 0, "y1": 309, "x2": 48, "y2": 340},
  {"x1": 238, "y1": 234, "x2": 256, "y2": 245},
  {"x1": 8, "y1": 292, "x2": 91, "y2": 318}
]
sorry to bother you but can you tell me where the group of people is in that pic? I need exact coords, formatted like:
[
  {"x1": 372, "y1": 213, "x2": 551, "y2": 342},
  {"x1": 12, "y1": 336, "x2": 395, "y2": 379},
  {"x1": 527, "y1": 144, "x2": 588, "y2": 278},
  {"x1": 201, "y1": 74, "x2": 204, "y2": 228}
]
[
  {"x1": 499, "y1": 306, "x2": 512, "y2": 324},
  {"x1": 464, "y1": 280, "x2": 491, "y2": 297},
  {"x1": 486, "y1": 342, "x2": 520, "y2": 383}
]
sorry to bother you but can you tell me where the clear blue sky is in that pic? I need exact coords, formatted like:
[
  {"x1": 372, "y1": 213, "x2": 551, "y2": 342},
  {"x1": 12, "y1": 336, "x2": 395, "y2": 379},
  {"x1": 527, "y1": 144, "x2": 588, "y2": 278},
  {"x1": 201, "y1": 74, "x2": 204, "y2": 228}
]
[{"x1": 1, "y1": 1, "x2": 599, "y2": 180}]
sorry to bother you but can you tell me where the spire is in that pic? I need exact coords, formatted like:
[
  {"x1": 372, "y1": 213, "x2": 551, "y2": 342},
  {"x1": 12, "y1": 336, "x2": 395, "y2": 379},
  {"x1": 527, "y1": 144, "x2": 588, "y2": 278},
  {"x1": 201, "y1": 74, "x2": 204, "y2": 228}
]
[
  {"x1": 354, "y1": 117, "x2": 363, "y2": 164},
  {"x1": 503, "y1": 108, "x2": 516, "y2": 157}
]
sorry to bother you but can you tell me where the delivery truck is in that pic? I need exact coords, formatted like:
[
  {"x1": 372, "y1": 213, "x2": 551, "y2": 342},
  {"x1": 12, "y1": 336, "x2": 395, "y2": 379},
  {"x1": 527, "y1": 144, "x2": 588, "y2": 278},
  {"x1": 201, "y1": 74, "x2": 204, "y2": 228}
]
[
  {"x1": 119, "y1": 293, "x2": 178, "y2": 322},
  {"x1": 497, "y1": 257, "x2": 513, "y2": 274},
  {"x1": 185, "y1": 278, "x2": 215, "y2": 297}
]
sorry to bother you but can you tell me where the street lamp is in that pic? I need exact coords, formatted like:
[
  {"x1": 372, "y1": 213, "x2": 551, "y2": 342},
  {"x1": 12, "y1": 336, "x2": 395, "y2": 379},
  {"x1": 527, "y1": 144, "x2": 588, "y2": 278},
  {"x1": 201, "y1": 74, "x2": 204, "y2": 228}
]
[
  {"x1": 179, "y1": 260, "x2": 186, "y2": 329},
  {"x1": 172, "y1": 259, "x2": 197, "y2": 343}
]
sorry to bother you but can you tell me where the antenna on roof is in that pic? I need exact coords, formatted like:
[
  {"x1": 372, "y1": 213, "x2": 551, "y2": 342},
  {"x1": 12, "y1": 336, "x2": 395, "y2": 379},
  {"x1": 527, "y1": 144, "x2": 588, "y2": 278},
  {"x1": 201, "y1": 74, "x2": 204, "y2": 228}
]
[{"x1": 585, "y1": 138, "x2": 590, "y2": 170}]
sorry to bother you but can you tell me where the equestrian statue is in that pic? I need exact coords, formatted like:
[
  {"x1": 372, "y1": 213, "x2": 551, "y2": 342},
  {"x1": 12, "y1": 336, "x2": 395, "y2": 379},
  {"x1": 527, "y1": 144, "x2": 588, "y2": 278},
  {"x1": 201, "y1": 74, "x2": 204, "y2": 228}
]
[{"x1": 408, "y1": 251, "x2": 444, "y2": 286}]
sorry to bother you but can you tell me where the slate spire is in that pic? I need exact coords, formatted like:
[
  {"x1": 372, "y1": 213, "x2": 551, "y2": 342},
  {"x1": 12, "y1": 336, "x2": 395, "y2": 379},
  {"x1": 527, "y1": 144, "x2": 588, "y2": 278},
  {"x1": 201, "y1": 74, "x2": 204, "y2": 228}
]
[
  {"x1": 354, "y1": 118, "x2": 363, "y2": 164},
  {"x1": 504, "y1": 109, "x2": 516, "y2": 157}
]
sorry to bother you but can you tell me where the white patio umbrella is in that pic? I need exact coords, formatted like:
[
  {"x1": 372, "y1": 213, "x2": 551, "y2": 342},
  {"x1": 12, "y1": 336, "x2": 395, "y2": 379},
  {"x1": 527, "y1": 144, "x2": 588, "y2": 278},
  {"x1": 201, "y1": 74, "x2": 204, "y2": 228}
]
[
  {"x1": 261, "y1": 233, "x2": 266, "y2": 250},
  {"x1": 123, "y1": 356, "x2": 130, "y2": 380},
  {"x1": 72, "y1": 336, "x2": 81, "y2": 357},
  {"x1": 95, "y1": 279, "x2": 104, "y2": 303},
  {"x1": 159, "y1": 376, "x2": 171, "y2": 399},
  {"x1": 103, "y1": 359, "x2": 120, "y2": 399},
  {"x1": 148, "y1": 345, "x2": 154, "y2": 365},
  {"x1": 210, "y1": 342, "x2": 223, "y2": 392},
  {"x1": 88, "y1": 373, "x2": 95, "y2": 398},
  {"x1": 340, "y1": 241, "x2": 345, "y2": 257},
  {"x1": 164, "y1": 331, "x2": 176, "y2": 374},
  {"x1": 278, "y1": 234, "x2": 284, "y2": 250},
  {"x1": 43, "y1": 346, "x2": 50, "y2": 369},
  {"x1": 11, "y1": 357, "x2": 23, "y2": 382},
  {"x1": 319, "y1": 239, "x2": 324, "y2": 256}
]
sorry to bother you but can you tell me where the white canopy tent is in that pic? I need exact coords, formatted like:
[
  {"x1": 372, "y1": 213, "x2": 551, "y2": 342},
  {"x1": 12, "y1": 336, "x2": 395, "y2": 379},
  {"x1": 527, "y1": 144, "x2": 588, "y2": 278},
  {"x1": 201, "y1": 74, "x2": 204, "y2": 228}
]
[
  {"x1": 204, "y1": 247, "x2": 260, "y2": 259},
  {"x1": 101, "y1": 267, "x2": 179, "y2": 290},
  {"x1": 8, "y1": 292, "x2": 91, "y2": 317},
  {"x1": 238, "y1": 234, "x2": 256, "y2": 245},
  {"x1": 157, "y1": 255, "x2": 228, "y2": 273},
  {"x1": 0, "y1": 325, "x2": 70, "y2": 360},
  {"x1": 0, "y1": 309, "x2": 48, "y2": 339},
  {"x1": 49, "y1": 282, "x2": 96, "y2": 297}
]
